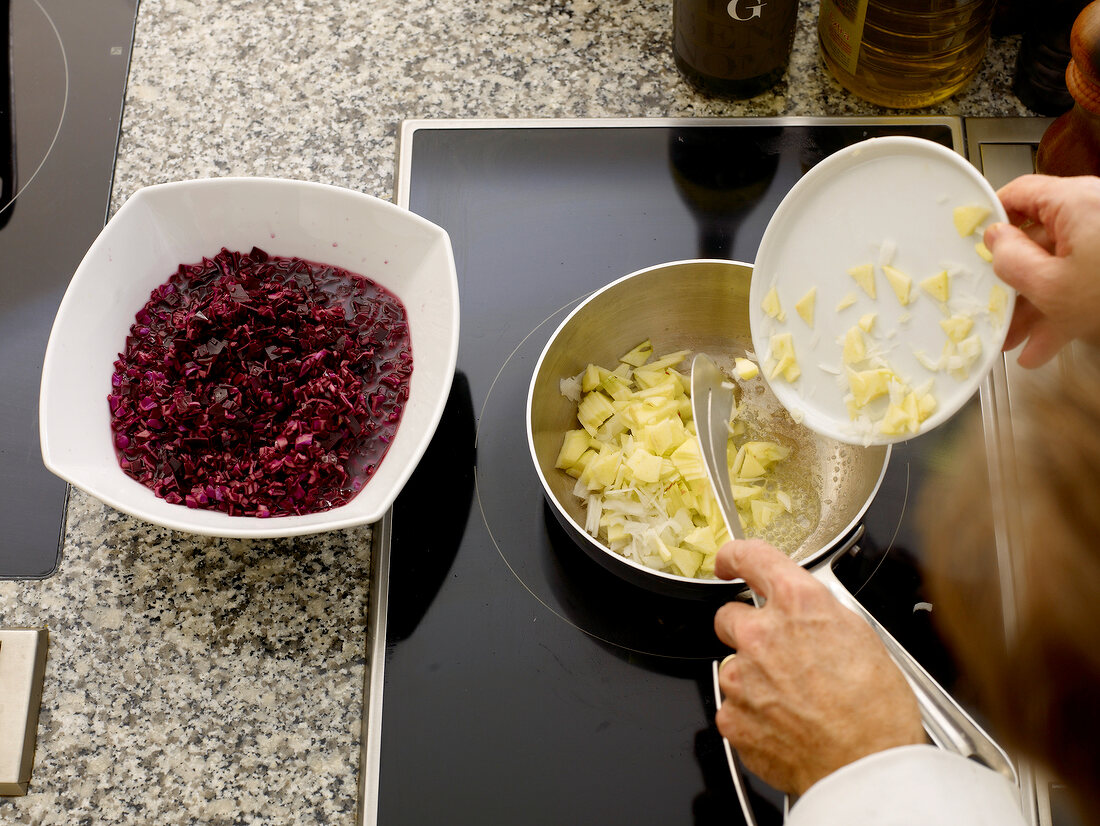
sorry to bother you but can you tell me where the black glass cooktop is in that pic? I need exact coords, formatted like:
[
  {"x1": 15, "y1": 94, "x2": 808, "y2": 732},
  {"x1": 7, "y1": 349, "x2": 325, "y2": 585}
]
[
  {"x1": 370, "y1": 119, "x2": 987, "y2": 825},
  {"x1": 0, "y1": 0, "x2": 137, "y2": 578}
]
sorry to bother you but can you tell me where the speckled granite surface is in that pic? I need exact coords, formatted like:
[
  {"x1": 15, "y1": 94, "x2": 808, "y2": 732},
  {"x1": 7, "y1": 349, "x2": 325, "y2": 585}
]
[{"x1": 0, "y1": 0, "x2": 1037, "y2": 823}]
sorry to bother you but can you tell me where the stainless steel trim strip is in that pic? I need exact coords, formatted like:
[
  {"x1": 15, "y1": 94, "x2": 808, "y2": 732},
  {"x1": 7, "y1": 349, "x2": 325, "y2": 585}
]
[
  {"x1": 356, "y1": 119, "x2": 422, "y2": 826},
  {"x1": 398, "y1": 114, "x2": 964, "y2": 142},
  {"x1": 965, "y1": 117, "x2": 1054, "y2": 167},
  {"x1": 357, "y1": 511, "x2": 392, "y2": 826},
  {"x1": 965, "y1": 115, "x2": 1060, "y2": 826}
]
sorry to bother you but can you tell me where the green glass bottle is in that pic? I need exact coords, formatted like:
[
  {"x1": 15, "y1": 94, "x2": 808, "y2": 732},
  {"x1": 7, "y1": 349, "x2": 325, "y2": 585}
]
[{"x1": 673, "y1": 0, "x2": 799, "y2": 99}]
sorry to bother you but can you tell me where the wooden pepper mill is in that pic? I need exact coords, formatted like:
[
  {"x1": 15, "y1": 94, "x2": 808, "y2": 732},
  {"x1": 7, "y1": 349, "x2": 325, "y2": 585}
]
[{"x1": 1036, "y1": 0, "x2": 1100, "y2": 175}]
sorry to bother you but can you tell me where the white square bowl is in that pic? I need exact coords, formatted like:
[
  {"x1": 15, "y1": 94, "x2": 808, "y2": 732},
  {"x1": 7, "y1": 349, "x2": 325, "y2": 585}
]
[{"x1": 40, "y1": 177, "x2": 459, "y2": 538}]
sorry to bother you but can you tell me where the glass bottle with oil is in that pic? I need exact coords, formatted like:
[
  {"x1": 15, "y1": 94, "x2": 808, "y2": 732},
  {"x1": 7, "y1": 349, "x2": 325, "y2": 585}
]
[{"x1": 817, "y1": 0, "x2": 997, "y2": 108}]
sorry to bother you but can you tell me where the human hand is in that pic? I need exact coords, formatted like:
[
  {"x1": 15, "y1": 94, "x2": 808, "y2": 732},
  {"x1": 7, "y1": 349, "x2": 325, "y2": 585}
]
[
  {"x1": 985, "y1": 174, "x2": 1100, "y2": 368},
  {"x1": 713, "y1": 539, "x2": 925, "y2": 797}
]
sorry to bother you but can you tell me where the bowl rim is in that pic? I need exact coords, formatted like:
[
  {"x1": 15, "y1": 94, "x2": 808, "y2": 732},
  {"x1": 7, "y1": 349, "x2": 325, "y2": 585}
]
[{"x1": 40, "y1": 175, "x2": 459, "y2": 538}]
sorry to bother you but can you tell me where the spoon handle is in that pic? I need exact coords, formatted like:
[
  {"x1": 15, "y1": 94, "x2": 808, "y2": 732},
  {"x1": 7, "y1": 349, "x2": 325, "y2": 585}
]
[
  {"x1": 691, "y1": 354, "x2": 762, "y2": 606},
  {"x1": 815, "y1": 549, "x2": 1018, "y2": 784}
]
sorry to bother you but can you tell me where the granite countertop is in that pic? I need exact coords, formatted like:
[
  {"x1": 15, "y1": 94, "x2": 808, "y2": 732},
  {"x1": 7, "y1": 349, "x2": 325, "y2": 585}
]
[{"x1": 0, "y1": 0, "x2": 1037, "y2": 823}]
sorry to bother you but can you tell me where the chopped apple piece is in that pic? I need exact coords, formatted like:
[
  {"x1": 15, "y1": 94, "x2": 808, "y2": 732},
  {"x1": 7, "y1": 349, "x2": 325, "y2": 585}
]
[
  {"x1": 556, "y1": 429, "x2": 593, "y2": 469},
  {"x1": 953, "y1": 204, "x2": 991, "y2": 237},
  {"x1": 917, "y1": 392, "x2": 937, "y2": 421},
  {"x1": 939, "y1": 314, "x2": 974, "y2": 343},
  {"x1": 943, "y1": 335, "x2": 983, "y2": 379},
  {"x1": 581, "y1": 363, "x2": 609, "y2": 392},
  {"x1": 848, "y1": 263, "x2": 876, "y2": 299},
  {"x1": 858, "y1": 313, "x2": 877, "y2": 333},
  {"x1": 564, "y1": 448, "x2": 597, "y2": 478},
  {"x1": 882, "y1": 265, "x2": 913, "y2": 305},
  {"x1": 795, "y1": 287, "x2": 817, "y2": 327},
  {"x1": 625, "y1": 447, "x2": 664, "y2": 484},
  {"x1": 735, "y1": 446, "x2": 768, "y2": 479},
  {"x1": 683, "y1": 525, "x2": 720, "y2": 556},
  {"x1": 731, "y1": 484, "x2": 763, "y2": 502},
  {"x1": 733, "y1": 357, "x2": 759, "y2": 380},
  {"x1": 619, "y1": 339, "x2": 654, "y2": 367},
  {"x1": 844, "y1": 395, "x2": 862, "y2": 420},
  {"x1": 751, "y1": 499, "x2": 784, "y2": 529},
  {"x1": 580, "y1": 447, "x2": 622, "y2": 490},
  {"x1": 600, "y1": 371, "x2": 633, "y2": 401},
  {"x1": 649, "y1": 534, "x2": 673, "y2": 563},
  {"x1": 670, "y1": 437, "x2": 706, "y2": 482},
  {"x1": 846, "y1": 367, "x2": 893, "y2": 408},
  {"x1": 577, "y1": 391, "x2": 616, "y2": 435},
  {"x1": 989, "y1": 283, "x2": 1008, "y2": 321},
  {"x1": 768, "y1": 332, "x2": 800, "y2": 382},
  {"x1": 762, "y1": 286, "x2": 785, "y2": 321},
  {"x1": 975, "y1": 241, "x2": 993, "y2": 262},
  {"x1": 842, "y1": 326, "x2": 867, "y2": 365},
  {"x1": 920, "y1": 270, "x2": 950, "y2": 303},
  {"x1": 636, "y1": 349, "x2": 691, "y2": 374},
  {"x1": 642, "y1": 416, "x2": 686, "y2": 457},
  {"x1": 953, "y1": 335, "x2": 983, "y2": 375},
  {"x1": 879, "y1": 391, "x2": 922, "y2": 436},
  {"x1": 602, "y1": 515, "x2": 629, "y2": 546},
  {"x1": 836, "y1": 292, "x2": 858, "y2": 311},
  {"x1": 669, "y1": 545, "x2": 704, "y2": 578},
  {"x1": 743, "y1": 441, "x2": 790, "y2": 469}
]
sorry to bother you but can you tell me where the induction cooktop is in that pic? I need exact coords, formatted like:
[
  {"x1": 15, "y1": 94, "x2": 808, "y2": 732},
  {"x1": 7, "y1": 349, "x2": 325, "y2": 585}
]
[
  {"x1": 359, "y1": 117, "x2": 1026, "y2": 826},
  {"x1": 0, "y1": 0, "x2": 138, "y2": 579}
]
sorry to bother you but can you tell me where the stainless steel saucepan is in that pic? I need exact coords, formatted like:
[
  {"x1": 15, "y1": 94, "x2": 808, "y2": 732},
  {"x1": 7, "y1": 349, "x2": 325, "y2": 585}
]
[
  {"x1": 527, "y1": 259, "x2": 888, "y2": 596},
  {"x1": 526, "y1": 259, "x2": 1016, "y2": 783}
]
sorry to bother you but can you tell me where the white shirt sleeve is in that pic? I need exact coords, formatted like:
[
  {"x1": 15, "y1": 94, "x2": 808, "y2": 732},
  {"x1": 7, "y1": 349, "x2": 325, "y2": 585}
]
[{"x1": 786, "y1": 745, "x2": 1026, "y2": 826}]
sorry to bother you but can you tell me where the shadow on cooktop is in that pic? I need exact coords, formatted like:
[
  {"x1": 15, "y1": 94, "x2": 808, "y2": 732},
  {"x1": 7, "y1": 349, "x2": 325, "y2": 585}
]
[
  {"x1": 386, "y1": 371, "x2": 477, "y2": 643},
  {"x1": 668, "y1": 126, "x2": 783, "y2": 260}
]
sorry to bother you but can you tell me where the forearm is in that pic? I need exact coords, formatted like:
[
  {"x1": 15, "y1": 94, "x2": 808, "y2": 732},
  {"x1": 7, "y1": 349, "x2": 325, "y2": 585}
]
[{"x1": 786, "y1": 745, "x2": 1025, "y2": 826}]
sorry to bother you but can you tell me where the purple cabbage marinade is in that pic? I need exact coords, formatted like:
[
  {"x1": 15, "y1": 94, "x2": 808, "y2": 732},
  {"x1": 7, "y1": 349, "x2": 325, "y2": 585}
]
[{"x1": 108, "y1": 247, "x2": 413, "y2": 518}]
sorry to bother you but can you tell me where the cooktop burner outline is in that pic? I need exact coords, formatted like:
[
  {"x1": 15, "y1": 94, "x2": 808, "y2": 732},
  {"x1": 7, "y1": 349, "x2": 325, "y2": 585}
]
[
  {"x1": 849, "y1": 461, "x2": 910, "y2": 600},
  {"x1": 471, "y1": 287, "x2": 912, "y2": 658},
  {"x1": 1, "y1": 0, "x2": 68, "y2": 216},
  {"x1": 473, "y1": 294, "x2": 595, "y2": 634},
  {"x1": 0, "y1": 0, "x2": 137, "y2": 578}
]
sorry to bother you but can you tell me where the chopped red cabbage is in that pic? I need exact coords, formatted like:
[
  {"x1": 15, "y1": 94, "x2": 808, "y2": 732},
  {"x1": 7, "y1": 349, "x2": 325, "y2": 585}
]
[{"x1": 109, "y1": 247, "x2": 413, "y2": 517}]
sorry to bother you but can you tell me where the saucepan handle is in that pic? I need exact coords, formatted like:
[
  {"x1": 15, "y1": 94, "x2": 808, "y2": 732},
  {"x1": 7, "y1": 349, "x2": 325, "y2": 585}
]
[{"x1": 814, "y1": 545, "x2": 1018, "y2": 784}]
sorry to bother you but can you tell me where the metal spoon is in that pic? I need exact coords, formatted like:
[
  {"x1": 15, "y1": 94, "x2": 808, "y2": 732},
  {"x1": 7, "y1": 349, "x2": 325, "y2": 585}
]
[
  {"x1": 690, "y1": 353, "x2": 761, "y2": 608},
  {"x1": 694, "y1": 353, "x2": 771, "y2": 825}
]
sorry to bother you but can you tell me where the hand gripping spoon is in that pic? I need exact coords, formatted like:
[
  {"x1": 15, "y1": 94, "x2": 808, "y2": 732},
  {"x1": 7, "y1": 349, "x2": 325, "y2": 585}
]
[{"x1": 691, "y1": 355, "x2": 1016, "y2": 811}]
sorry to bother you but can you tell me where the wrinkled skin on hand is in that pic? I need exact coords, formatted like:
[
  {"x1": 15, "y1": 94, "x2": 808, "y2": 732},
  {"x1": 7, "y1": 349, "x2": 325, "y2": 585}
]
[
  {"x1": 985, "y1": 174, "x2": 1100, "y2": 368},
  {"x1": 713, "y1": 539, "x2": 926, "y2": 797}
]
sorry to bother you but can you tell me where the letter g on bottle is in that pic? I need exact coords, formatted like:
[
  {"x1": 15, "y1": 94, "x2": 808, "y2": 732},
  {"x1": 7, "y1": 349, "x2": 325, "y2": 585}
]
[{"x1": 727, "y1": 0, "x2": 765, "y2": 20}]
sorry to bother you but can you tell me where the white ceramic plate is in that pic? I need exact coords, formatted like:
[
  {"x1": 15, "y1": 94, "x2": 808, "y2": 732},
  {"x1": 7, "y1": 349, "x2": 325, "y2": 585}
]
[
  {"x1": 750, "y1": 136, "x2": 1014, "y2": 445},
  {"x1": 40, "y1": 177, "x2": 459, "y2": 537}
]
